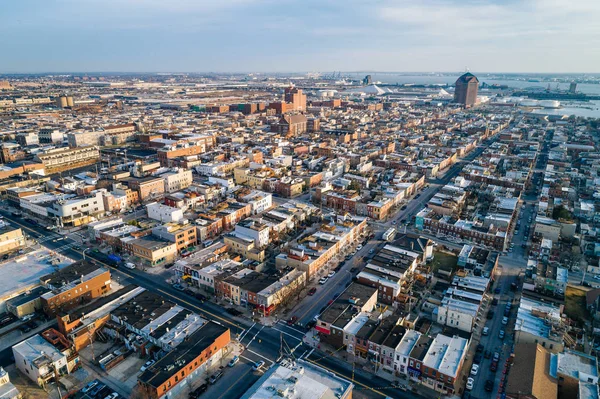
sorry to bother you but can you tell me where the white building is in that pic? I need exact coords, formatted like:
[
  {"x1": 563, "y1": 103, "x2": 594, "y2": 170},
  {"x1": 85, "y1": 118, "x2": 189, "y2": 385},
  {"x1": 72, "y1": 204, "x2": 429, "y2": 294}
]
[
  {"x1": 421, "y1": 334, "x2": 468, "y2": 394},
  {"x1": 161, "y1": 168, "x2": 193, "y2": 193},
  {"x1": 436, "y1": 287, "x2": 482, "y2": 333},
  {"x1": 48, "y1": 191, "x2": 105, "y2": 226},
  {"x1": 394, "y1": 329, "x2": 421, "y2": 376},
  {"x1": 146, "y1": 202, "x2": 184, "y2": 223},
  {"x1": 12, "y1": 334, "x2": 68, "y2": 387},
  {"x1": 0, "y1": 367, "x2": 20, "y2": 398},
  {"x1": 233, "y1": 220, "x2": 270, "y2": 248},
  {"x1": 239, "y1": 190, "x2": 272, "y2": 215},
  {"x1": 239, "y1": 359, "x2": 353, "y2": 399}
]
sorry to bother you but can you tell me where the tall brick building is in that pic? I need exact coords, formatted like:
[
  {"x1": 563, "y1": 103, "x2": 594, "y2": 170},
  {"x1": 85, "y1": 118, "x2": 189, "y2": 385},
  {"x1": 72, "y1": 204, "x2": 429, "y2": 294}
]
[{"x1": 454, "y1": 72, "x2": 479, "y2": 107}]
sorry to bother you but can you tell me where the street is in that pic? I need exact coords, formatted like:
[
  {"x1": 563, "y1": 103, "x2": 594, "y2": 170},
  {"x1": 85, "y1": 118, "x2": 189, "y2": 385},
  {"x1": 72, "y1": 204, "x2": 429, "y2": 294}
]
[{"x1": 0, "y1": 211, "x2": 406, "y2": 399}]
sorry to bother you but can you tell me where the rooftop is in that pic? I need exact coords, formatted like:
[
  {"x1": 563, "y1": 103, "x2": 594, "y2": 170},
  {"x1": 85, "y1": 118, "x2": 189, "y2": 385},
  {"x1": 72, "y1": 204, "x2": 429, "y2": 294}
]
[{"x1": 239, "y1": 358, "x2": 353, "y2": 399}]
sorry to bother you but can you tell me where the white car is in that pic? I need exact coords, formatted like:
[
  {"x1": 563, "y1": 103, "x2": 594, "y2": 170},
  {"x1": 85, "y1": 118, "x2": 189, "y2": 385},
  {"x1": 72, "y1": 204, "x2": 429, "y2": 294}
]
[
  {"x1": 470, "y1": 364, "x2": 479, "y2": 376},
  {"x1": 466, "y1": 377, "x2": 474, "y2": 390},
  {"x1": 356, "y1": 245, "x2": 363, "y2": 251},
  {"x1": 593, "y1": 275, "x2": 600, "y2": 280},
  {"x1": 253, "y1": 361, "x2": 265, "y2": 371},
  {"x1": 319, "y1": 277, "x2": 328, "y2": 285},
  {"x1": 125, "y1": 262, "x2": 136, "y2": 269},
  {"x1": 502, "y1": 316, "x2": 508, "y2": 325},
  {"x1": 482, "y1": 326, "x2": 489, "y2": 336},
  {"x1": 327, "y1": 271, "x2": 335, "y2": 278},
  {"x1": 140, "y1": 359, "x2": 155, "y2": 372}
]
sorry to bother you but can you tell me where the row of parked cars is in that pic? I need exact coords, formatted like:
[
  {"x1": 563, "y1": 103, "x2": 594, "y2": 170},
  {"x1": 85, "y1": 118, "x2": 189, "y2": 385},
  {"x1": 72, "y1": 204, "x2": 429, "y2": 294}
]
[
  {"x1": 188, "y1": 358, "x2": 265, "y2": 398},
  {"x1": 81, "y1": 380, "x2": 119, "y2": 399}
]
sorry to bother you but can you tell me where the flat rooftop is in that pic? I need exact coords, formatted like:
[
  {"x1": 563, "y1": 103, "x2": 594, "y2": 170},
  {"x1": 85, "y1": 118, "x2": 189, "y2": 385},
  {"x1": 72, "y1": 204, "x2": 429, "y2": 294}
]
[
  {"x1": 239, "y1": 358, "x2": 353, "y2": 399},
  {"x1": 0, "y1": 248, "x2": 72, "y2": 300},
  {"x1": 138, "y1": 321, "x2": 228, "y2": 388}
]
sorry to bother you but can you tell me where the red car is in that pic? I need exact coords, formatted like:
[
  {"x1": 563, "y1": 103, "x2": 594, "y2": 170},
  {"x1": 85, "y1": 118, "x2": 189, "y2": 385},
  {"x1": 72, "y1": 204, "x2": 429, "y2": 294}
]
[
  {"x1": 490, "y1": 360, "x2": 498, "y2": 372},
  {"x1": 308, "y1": 287, "x2": 317, "y2": 296}
]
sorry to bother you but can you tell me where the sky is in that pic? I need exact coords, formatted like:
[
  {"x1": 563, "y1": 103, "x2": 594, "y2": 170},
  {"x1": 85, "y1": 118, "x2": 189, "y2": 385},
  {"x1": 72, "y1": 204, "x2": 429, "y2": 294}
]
[{"x1": 1, "y1": 0, "x2": 600, "y2": 73}]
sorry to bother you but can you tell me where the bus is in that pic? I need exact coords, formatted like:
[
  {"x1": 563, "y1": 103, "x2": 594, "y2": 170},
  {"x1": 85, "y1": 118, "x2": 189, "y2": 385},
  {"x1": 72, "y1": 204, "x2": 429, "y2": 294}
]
[{"x1": 383, "y1": 228, "x2": 396, "y2": 242}]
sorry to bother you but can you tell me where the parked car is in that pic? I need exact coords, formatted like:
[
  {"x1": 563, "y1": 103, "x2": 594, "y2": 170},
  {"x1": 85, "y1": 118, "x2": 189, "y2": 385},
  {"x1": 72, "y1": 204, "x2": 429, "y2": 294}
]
[
  {"x1": 195, "y1": 293, "x2": 207, "y2": 301},
  {"x1": 473, "y1": 354, "x2": 482, "y2": 364},
  {"x1": 228, "y1": 356, "x2": 239, "y2": 367},
  {"x1": 124, "y1": 262, "x2": 136, "y2": 269},
  {"x1": 350, "y1": 267, "x2": 357, "y2": 273},
  {"x1": 319, "y1": 277, "x2": 328, "y2": 285},
  {"x1": 327, "y1": 271, "x2": 335, "y2": 278},
  {"x1": 183, "y1": 289, "x2": 195, "y2": 296},
  {"x1": 253, "y1": 361, "x2": 265, "y2": 371},
  {"x1": 502, "y1": 316, "x2": 508, "y2": 325},
  {"x1": 172, "y1": 284, "x2": 185, "y2": 291},
  {"x1": 470, "y1": 364, "x2": 479, "y2": 376},
  {"x1": 493, "y1": 352, "x2": 500, "y2": 361},
  {"x1": 466, "y1": 377, "x2": 474, "y2": 390},
  {"x1": 140, "y1": 359, "x2": 155, "y2": 372},
  {"x1": 189, "y1": 384, "x2": 208, "y2": 399},
  {"x1": 225, "y1": 308, "x2": 242, "y2": 316},
  {"x1": 484, "y1": 350, "x2": 492, "y2": 359},
  {"x1": 484, "y1": 380, "x2": 494, "y2": 392},
  {"x1": 104, "y1": 393, "x2": 119, "y2": 399},
  {"x1": 499, "y1": 329, "x2": 505, "y2": 340},
  {"x1": 490, "y1": 360, "x2": 498, "y2": 372},
  {"x1": 88, "y1": 383, "x2": 106, "y2": 397},
  {"x1": 482, "y1": 327, "x2": 489, "y2": 336},
  {"x1": 356, "y1": 245, "x2": 363, "y2": 251},
  {"x1": 81, "y1": 380, "x2": 99, "y2": 393},
  {"x1": 308, "y1": 287, "x2": 317, "y2": 296},
  {"x1": 486, "y1": 310, "x2": 494, "y2": 320},
  {"x1": 209, "y1": 371, "x2": 223, "y2": 384}
]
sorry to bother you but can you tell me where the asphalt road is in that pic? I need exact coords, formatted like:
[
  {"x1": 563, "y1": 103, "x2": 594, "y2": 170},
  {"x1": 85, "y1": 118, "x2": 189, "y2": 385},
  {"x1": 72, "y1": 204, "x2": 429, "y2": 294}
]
[{"x1": 1, "y1": 211, "x2": 406, "y2": 399}]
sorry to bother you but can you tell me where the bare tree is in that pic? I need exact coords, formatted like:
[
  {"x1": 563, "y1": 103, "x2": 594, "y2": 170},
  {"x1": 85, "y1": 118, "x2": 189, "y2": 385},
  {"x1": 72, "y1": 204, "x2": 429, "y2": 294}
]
[{"x1": 271, "y1": 275, "x2": 306, "y2": 310}]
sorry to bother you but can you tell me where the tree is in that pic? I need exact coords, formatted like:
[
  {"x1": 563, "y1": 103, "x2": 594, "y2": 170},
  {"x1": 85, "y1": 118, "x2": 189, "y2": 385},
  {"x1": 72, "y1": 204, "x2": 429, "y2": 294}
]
[
  {"x1": 347, "y1": 180, "x2": 361, "y2": 193},
  {"x1": 552, "y1": 205, "x2": 572, "y2": 221},
  {"x1": 271, "y1": 274, "x2": 305, "y2": 310}
]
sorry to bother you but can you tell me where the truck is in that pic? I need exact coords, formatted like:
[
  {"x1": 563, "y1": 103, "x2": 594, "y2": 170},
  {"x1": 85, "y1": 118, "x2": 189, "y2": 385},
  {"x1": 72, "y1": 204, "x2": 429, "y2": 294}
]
[{"x1": 383, "y1": 228, "x2": 396, "y2": 242}]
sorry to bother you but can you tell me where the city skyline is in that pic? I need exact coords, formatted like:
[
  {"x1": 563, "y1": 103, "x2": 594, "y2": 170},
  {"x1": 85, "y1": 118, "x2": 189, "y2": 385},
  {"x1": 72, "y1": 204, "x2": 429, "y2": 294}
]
[{"x1": 2, "y1": 0, "x2": 600, "y2": 73}]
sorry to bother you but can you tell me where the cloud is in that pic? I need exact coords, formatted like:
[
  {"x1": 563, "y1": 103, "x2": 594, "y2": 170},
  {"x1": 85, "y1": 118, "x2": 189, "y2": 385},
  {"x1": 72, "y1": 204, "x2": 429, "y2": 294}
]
[{"x1": 0, "y1": 0, "x2": 599, "y2": 72}]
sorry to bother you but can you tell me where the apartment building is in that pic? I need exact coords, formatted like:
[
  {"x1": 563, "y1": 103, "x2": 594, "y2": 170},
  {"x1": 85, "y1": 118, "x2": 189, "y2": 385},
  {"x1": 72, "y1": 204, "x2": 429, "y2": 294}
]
[
  {"x1": 276, "y1": 217, "x2": 368, "y2": 278},
  {"x1": 0, "y1": 225, "x2": 25, "y2": 255},
  {"x1": 67, "y1": 130, "x2": 101, "y2": 147},
  {"x1": 39, "y1": 261, "x2": 111, "y2": 316},
  {"x1": 161, "y1": 168, "x2": 193, "y2": 193},
  {"x1": 126, "y1": 176, "x2": 165, "y2": 201},
  {"x1": 35, "y1": 146, "x2": 100, "y2": 174},
  {"x1": 146, "y1": 202, "x2": 184, "y2": 223},
  {"x1": 420, "y1": 334, "x2": 468, "y2": 395},
  {"x1": 151, "y1": 222, "x2": 197, "y2": 252},
  {"x1": 48, "y1": 191, "x2": 105, "y2": 227},
  {"x1": 122, "y1": 236, "x2": 177, "y2": 268},
  {"x1": 238, "y1": 190, "x2": 272, "y2": 214}
]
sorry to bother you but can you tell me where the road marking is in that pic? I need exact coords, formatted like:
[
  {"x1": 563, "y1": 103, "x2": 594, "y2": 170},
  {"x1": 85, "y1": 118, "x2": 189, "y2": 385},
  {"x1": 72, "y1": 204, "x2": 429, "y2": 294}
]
[
  {"x1": 296, "y1": 273, "x2": 344, "y2": 321},
  {"x1": 276, "y1": 321, "x2": 307, "y2": 335},
  {"x1": 238, "y1": 322, "x2": 255, "y2": 342},
  {"x1": 246, "y1": 349, "x2": 274, "y2": 364},
  {"x1": 304, "y1": 357, "x2": 387, "y2": 397},
  {"x1": 215, "y1": 368, "x2": 252, "y2": 399},
  {"x1": 271, "y1": 326, "x2": 303, "y2": 342},
  {"x1": 245, "y1": 325, "x2": 265, "y2": 349},
  {"x1": 7, "y1": 212, "x2": 248, "y2": 333},
  {"x1": 155, "y1": 289, "x2": 242, "y2": 329}
]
